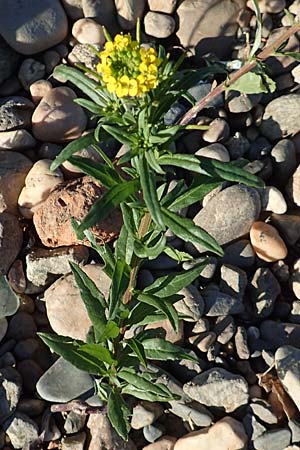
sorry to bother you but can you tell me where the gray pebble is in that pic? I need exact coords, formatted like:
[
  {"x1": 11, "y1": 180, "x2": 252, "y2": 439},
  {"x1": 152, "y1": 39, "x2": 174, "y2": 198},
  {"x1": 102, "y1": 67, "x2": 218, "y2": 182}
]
[
  {"x1": 235, "y1": 326, "x2": 250, "y2": 359},
  {"x1": 260, "y1": 321, "x2": 300, "y2": 351},
  {"x1": 0, "y1": 367, "x2": 22, "y2": 423},
  {"x1": 222, "y1": 239, "x2": 255, "y2": 268},
  {"x1": 250, "y1": 399, "x2": 278, "y2": 425},
  {"x1": 214, "y1": 315, "x2": 236, "y2": 344},
  {"x1": 250, "y1": 268, "x2": 281, "y2": 319},
  {"x1": 175, "y1": 285, "x2": 204, "y2": 322},
  {"x1": 169, "y1": 401, "x2": 213, "y2": 427},
  {"x1": 131, "y1": 402, "x2": 163, "y2": 430},
  {"x1": 253, "y1": 428, "x2": 291, "y2": 450},
  {"x1": 203, "y1": 285, "x2": 245, "y2": 316},
  {"x1": 4, "y1": 412, "x2": 39, "y2": 449},
  {"x1": 0, "y1": 96, "x2": 34, "y2": 131},
  {"x1": 226, "y1": 132, "x2": 250, "y2": 159},
  {"x1": 271, "y1": 139, "x2": 297, "y2": 185},
  {"x1": 7, "y1": 312, "x2": 37, "y2": 341},
  {"x1": 243, "y1": 413, "x2": 266, "y2": 441},
  {"x1": 202, "y1": 118, "x2": 230, "y2": 143},
  {"x1": 18, "y1": 58, "x2": 45, "y2": 91},
  {"x1": 271, "y1": 213, "x2": 300, "y2": 246},
  {"x1": 220, "y1": 264, "x2": 248, "y2": 300},
  {"x1": 288, "y1": 419, "x2": 300, "y2": 444},
  {"x1": 226, "y1": 91, "x2": 262, "y2": 113},
  {"x1": 64, "y1": 410, "x2": 86, "y2": 434}
]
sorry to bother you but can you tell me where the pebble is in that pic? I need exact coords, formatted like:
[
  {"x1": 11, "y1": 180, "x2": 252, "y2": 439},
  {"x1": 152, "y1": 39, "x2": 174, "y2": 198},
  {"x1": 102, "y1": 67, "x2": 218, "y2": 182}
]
[
  {"x1": 44, "y1": 264, "x2": 110, "y2": 340},
  {"x1": 222, "y1": 239, "x2": 256, "y2": 268},
  {"x1": 226, "y1": 92, "x2": 262, "y2": 113},
  {"x1": 0, "y1": 318, "x2": 7, "y2": 344},
  {"x1": 17, "y1": 398, "x2": 45, "y2": 417},
  {"x1": 193, "y1": 185, "x2": 261, "y2": 253},
  {"x1": 32, "y1": 86, "x2": 87, "y2": 143},
  {"x1": 0, "y1": 150, "x2": 33, "y2": 214},
  {"x1": 18, "y1": 58, "x2": 45, "y2": 91},
  {"x1": 250, "y1": 221, "x2": 288, "y2": 262},
  {"x1": 250, "y1": 399, "x2": 278, "y2": 425},
  {"x1": 62, "y1": 432, "x2": 86, "y2": 450},
  {"x1": 0, "y1": 367, "x2": 22, "y2": 423},
  {"x1": 214, "y1": 315, "x2": 236, "y2": 345},
  {"x1": 183, "y1": 368, "x2": 248, "y2": 413},
  {"x1": 220, "y1": 264, "x2": 247, "y2": 300},
  {"x1": 29, "y1": 80, "x2": 53, "y2": 104},
  {"x1": 7, "y1": 312, "x2": 37, "y2": 341},
  {"x1": 287, "y1": 163, "x2": 300, "y2": 207},
  {"x1": 18, "y1": 159, "x2": 64, "y2": 219},
  {"x1": 68, "y1": 43, "x2": 102, "y2": 70},
  {"x1": 43, "y1": 49, "x2": 61, "y2": 74},
  {"x1": 0, "y1": 96, "x2": 34, "y2": 131},
  {"x1": 203, "y1": 285, "x2": 245, "y2": 316},
  {"x1": 115, "y1": 0, "x2": 146, "y2": 30},
  {"x1": 288, "y1": 419, "x2": 300, "y2": 444},
  {"x1": 131, "y1": 402, "x2": 163, "y2": 430},
  {"x1": 235, "y1": 326, "x2": 250, "y2": 360},
  {"x1": 3, "y1": 412, "x2": 39, "y2": 448},
  {"x1": 148, "y1": 0, "x2": 177, "y2": 14},
  {"x1": 275, "y1": 345, "x2": 300, "y2": 411},
  {"x1": 202, "y1": 118, "x2": 230, "y2": 143},
  {"x1": 250, "y1": 268, "x2": 281, "y2": 318},
  {"x1": 175, "y1": 285, "x2": 204, "y2": 322},
  {"x1": 260, "y1": 95, "x2": 300, "y2": 141},
  {"x1": 146, "y1": 319, "x2": 184, "y2": 344},
  {"x1": 0, "y1": 213, "x2": 23, "y2": 275},
  {"x1": 72, "y1": 18, "x2": 105, "y2": 44},
  {"x1": 26, "y1": 245, "x2": 89, "y2": 287},
  {"x1": 61, "y1": 0, "x2": 83, "y2": 20},
  {"x1": 243, "y1": 413, "x2": 266, "y2": 441},
  {"x1": 174, "y1": 417, "x2": 248, "y2": 450},
  {"x1": 143, "y1": 436, "x2": 177, "y2": 450},
  {"x1": 0, "y1": 130, "x2": 36, "y2": 151},
  {"x1": 169, "y1": 401, "x2": 213, "y2": 427},
  {"x1": 82, "y1": 0, "x2": 117, "y2": 30},
  {"x1": 0, "y1": 40, "x2": 19, "y2": 86},
  {"x1": 195, "y1": 143, "x2": 230, "y2": 162},
  {"x1": 260, "y1": 321, "x2": 300, "y2": 351},
  {"x1": 37, "y1": 356, "x2": 94, "y2": 403},
  {"x1": 143, "y1": 424, "x2": 165, "y2": 443},
  {"x1": 226, "y1": 132, "x2": 250, "y2": 159},
  {"x1": 64, "y1": 410, "x2": 86, "y2": 434},
  {"x1": 253, "y1": 428, "x2": 291, "y2": 450},
  {"x1": 258, "y1": 186, "x2": 287, "y2": 214},
  {"x1": 14, "y1": 338, "x2": 39, "y2": 361},
  {"x1": 291, "y1": 259, "x2": 300, "y2": 300},
  {"x1": 144, "y1": 12, "x2": 176, "y2": 39},
  {"x1": 87, "y1": 413, "x2": 137, "y2": 450},
  {"x1": 17, "y1": 359, "x2": 43, "y2": 393},
  {"x1": 33, "y1": 176, "x2": 122, "y2": 247},
  {"x1": 183, "y1": 257, "x2": 217, "y2": 281},
  {"x1": 0, "y1": 0, "x2": 68, "y2": 54}
]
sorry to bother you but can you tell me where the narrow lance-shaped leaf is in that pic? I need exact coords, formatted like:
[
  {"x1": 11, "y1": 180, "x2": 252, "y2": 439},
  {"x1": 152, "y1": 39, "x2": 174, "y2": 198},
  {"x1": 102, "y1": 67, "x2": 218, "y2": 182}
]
[
  {"x1": 142, "y1": 338, "x2": 198, "y2": 362},
  {"x1": 83, "y1": 230, "x2": 115, "y2": 278},
  {"x1": 108, "y1": 259, "x2": 131, "y2": 321},
  {"x1": 76, "y1": 179, "x2": 140, "y2": 235},
  {"x1": 137, "y1": 293, "x2": 179, "y2": 333},
  {"x1": 133, "y1": 233, "x2": 166, "y2": 260},
  {"x1": 162, "y1": 207, "x2": 223, "y2": 256},
  {"x1": 50, "y1": 132, "x2": 96, "y2": 171},
  {"x1": 68, "y1": 156, "x2": 123, "y2": 189},
  {"x1": 168, "y1": 181, "x2": 222, "y2": 212},
  {"x1": 126, "y1": 338, "x2": 147, "y2": 367},
  {"x1": 107, "y1": 390, "x2": 130, "y2": 441}
]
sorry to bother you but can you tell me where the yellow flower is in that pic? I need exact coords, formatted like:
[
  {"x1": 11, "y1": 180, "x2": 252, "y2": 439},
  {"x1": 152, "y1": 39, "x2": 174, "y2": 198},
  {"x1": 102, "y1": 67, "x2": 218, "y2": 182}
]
[{"x1": 96, "y1": 33, "x2": 162, "y2": 98}]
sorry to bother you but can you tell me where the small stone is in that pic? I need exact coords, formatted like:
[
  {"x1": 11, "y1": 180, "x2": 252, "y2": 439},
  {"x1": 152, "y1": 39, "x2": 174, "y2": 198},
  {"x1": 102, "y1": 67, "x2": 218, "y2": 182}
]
[
  {"x1": 288, "y1": 419, "x2": 300, "y2": 444},
  {"x1": 143, "y1": 424, "x2": 165, "y2": 443},
  {"x1": 43, "y1": 50, "x2": 61, "y2": 74},
  {"x1": 61, "y1": 0, "x2": 83, "y2": 20},
  {"x1": 4, "y1": 412, "x2": 39, "y2": 448},
  {"x1": 0, "y1": 39, "x2": 20, "y2": 86},
  {"x1": 0, "y1": 275, "x2": 20, "y2": 318},
  {"x1": 183, "y1": 257, "x2": 217, "y2": 281},
  {"x1": 17, "y1": 398, "x2": 45, "y2": 417},
  {"x1": 235, "y1": 326, "x2": 250, "y2": 360},
  {"x1": 32, "y1": 87, "x2": 87, "y2": 143},
  {"x1": 7, "y1": 312, "x2": 37, "y2": 341},
  {"x1": 202, "y1": 118, "x2": 230, "y2": 143},
  {"x1": 291, "y1": 259, "x2": 300, "y2": 300},
  {"x1": 72, "y1": 18, "x2": 105, "y2": 44},
  {"x1": 68, "y1": 43, "x2": 102, "y2": 70},
  {"x1": 250, "y1": 221, "x2": 288, "y2": 262},
  {"x1": 148, "y1": 0, "x2": 177, "y2": 14},
  {"x1": 226, "y1": 91, "x2": 262, "y2": 113},
  {"x1": 44, "y1": 264, "x2": 110, "y2": 340},
  {"x1": 195, "y1": 143, "x2": 230, "y2": 162},
  {"x1": 287, "y1": 164, "x2": 300, "y2": 207},
  {"x1": 0, "y1": 367, "x2": 22, "y2": 422},
  {"x1": 37, "y1": 356, "x2": 94, "y2": 403},
  {"x1": 203, "y1": 286, "x2": 244, "y2": 316},
  {"x1": 0, "y1": 213, "x2": 23, "y2": 275},
  {"x1": 18, "y1": 59, "x2": 45, "y2": 91},
  {"x1": 64, "y1": 411, "x2": 86, "y2": 434},
  {"x1": 143, "y1": 436, "x2": 176, "y2": 450},
  {"x1": 115, "y1": 0, "x2": 146, "y2": 30},
  {"x1": 30, "y1": 80, "x2": 52, "y2": 104},
  {"x1": 261, "y1": 321, "x2": 300, "y2": 350},
  {"x1": 0, "y1": 0, "x2": 68, "y2": 55},
  {"x1": 82, "y1": 0, "x2": 116, "y2": 30},
  {"x1": 260, "y1": 95, "x2": 300, "y2": 141},
  {"x1": 250, "y1": 268, "x2": 281, "y2": 318},
  {"x1": 14, "y1": 338, "x2": 39, "y2": 361},
  {"x1": 33, "y1": 176, "x2": 122, "y2": 247},
  {"x1": 275, "y1": 345, "x2": 300, "y2": 411},
  {"x1": 189, "y1": 331, "x2": 216, "y2": 353},
  {"x1": 169, "y1": 401, "x2": 213, "y2": 427},
  {"x1": 174, "y1": 417, "x2": 248, "y2": 450},
  {"x1": 259, "y1": 186, "x2": 287, "y2": 214},
  {"x1": 272, "y1": 260, "x2": 290, "y2": 283},
  {"x1": 183, "y1": 368, "x2": 248, "y2": 413},
  {"x1": 0, "y1": 151, "x2": 33, "y2": 214},
  {"x1": 0, "y1": 96, "x2": 34, "y2": 131},
  {"x1": 253, "y1": 428, "x2": 291, "y2": 450},
  {"x1": 62, "y1": 432, "x2": 86, "y2": 450},
  {"x1": 87, "y1": 413, "x2": 137, "y2": 450},
  {"x1": 220, "y1": 264, "x2": 247, "y2": 300},
  {"x1": 0, "y1": 130, "x2": 36, "y2": 151},
  {"x1": 227, "y1": 132, "x2": 250, "y2": 159},
  {"x1": 18, "y1": 159, "x2": 64, "y2": 219},
  {"x1": 193, "y1": 185, "x2": 261, "y2": 253},
  {"x1": 144, "y1": 12, "x2": 176, "y2": 38},
  {"x1": 131, "y1": 402, "x2": 163, "y2": 430},
  {"x1": 222, "y1": 239, "x2": 255, "y2": 268},
  {"x1": 192, "y1": 318, "x2": 210, "y2": 333},
  {"x1": 271, "y1": 213, "x2": 300, "y2": 246},
  {"x1": 175, "y1": 285, "x2": 204, "y2": 322},
  {"x1": 250, "y1": 399, "x2": 278, "y2": 425},
  {"x1": 214, "y1": 315, "x2": 236, "y2": 344},
  {"x1": 243, "y1": 413, "x2": 266, "y2": 441},
  {"x1": 17, "y1": 359, "x2": 43, "y2": 393},
  {"x1": 0, "y1": 318, "x2": 7, "y2": 343},
  {"x1": 26, "y1": 245, "x2": 89, "y2": 287},
  {"x1": 146, "y1": 319, "x2": 184, "y2": 344}
]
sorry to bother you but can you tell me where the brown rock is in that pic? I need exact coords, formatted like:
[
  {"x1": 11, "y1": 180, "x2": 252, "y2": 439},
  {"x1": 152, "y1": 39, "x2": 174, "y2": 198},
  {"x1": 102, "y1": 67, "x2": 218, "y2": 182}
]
[
  {"x1": 146, "y1": 319, "x2": 184, "y2": 344},
  {"x1": 0, "y1": 213, "x2": 23, "y2": 275},
  {"x1": 44, "y1": 264, "x2": 110, "y2": 341},
  {"x1": 0, "y1": 151, "x2": 32, "y2": 214},
  {"x1": 33, "y1": 176, "x2": 122, "y2": 247},
  {"x1": 250, "y1": 221, "x2": 288, "y2": 262},
  {"x1": 32, "y1": 87, "x2": 87, "y2": 143},
  {"x1": 143, "y1": 437, "x2": 176, "y2": 450}
]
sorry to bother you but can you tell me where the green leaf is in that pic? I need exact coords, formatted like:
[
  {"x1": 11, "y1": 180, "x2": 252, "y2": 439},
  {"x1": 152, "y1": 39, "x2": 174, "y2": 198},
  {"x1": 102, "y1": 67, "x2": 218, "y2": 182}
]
[
  {"x1": 162, "y1": 208, "x2": 223, "y2": 256},
  {"x1": 68, "y1": 156, "x2": 123, "y2": 189},
  {"x1": 168, "y1": 181, "x2": 222, "y2": 212},
  {"x1": 107, "y1": 391, "x2": 129, "y2": 441},
  {"x1": 38, "y1": 334, "x2": 110, "y2": 375},
  {"x1": 142, "y1": 338, "x2": 198, "y2": 362},
  {"x1": 127, "y1": 338, "x2": 147, "y2": 367},
  {"x1": 145, "y1": 149, "x2": 165, "y2": 175},
  {"x1": 121, "y1": 203, "x2": 138, "y2": 237},
  {"x1": 144, "y1": 260, "x2": 209, "y2": 297},
  {"x1": 227, "y1": 71, "x2": 275, "y2": 94},
  {"x1": 98, "y1": 321, "x2": 120, "y2": 342},
  {"x1": 115, "y1": 225, "x2": 135, "y2": 265},
  {"x1": 74, "y1": 98, "x2": 104, "y2": 115},
  {"x1": 122, "y1": 384, "x2": 176, "y2": 402},
  {"x1": 250, "y1": 0, "x2": 262, "y2": 58},
  {"x1": 108, "y1": 259, "x2": 130, "y2": 320},
  {"x1": 50, "y1": 133, "x2": 96, "y2": 171},
  {"x1": 133, "y1": 233, "x2": 166, "y2": 260},
  {"x1": 102, "y1": 124, "x2": 137, "y2": 145},
  {"x1": 69, "y1": 262, "x2": 107, "y2": 342},
  {"x1": 136, "y1": 153, "x2": 165, "y2": 229},
  {"x1": 118, "y1": 369, "x2": 176, "y2": 401},
  {"x1": 164, "y1": 246, "x2": 194, "y2": 262},
  {"x1": 83, "y1": 230, "x2": 115, "y2": 277},
  {"x1": 137, "y1": 293, "x2": 179, "y2": 333},
  {"x1": 158, "y1": 153, "x2": 207, "y2": 175},
  {"x1": 149, "y1": 126, "x2": 180, "y2": 144},
  {"x1": 161, "y1": 180, "x2": 187, "y2": 207},
  {"x1": 76, "y1": 179, "x2": 140, "y2": 235}
]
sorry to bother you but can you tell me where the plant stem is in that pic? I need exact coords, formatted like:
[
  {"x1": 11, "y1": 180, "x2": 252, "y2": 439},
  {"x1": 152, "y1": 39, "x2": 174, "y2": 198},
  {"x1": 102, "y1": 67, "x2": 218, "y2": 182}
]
[
  {"x1": 179, "y1": 22, "x2": 300, "y2": 126},
  {"x1": 122, "y1": 212, "x2": 152, "y2": 305}
]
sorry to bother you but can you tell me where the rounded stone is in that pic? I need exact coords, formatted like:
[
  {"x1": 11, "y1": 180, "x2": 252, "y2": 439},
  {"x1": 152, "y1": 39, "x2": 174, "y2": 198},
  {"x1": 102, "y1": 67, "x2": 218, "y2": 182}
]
[
  {"x1": 72, "y1": 18, "x2": 105, "y2": 44},
  {"x1": 195, "y1": 143, "x2": 230, "y2": 162},
  {"x1": 18, "y1": 159, "x2": 64, "y2": 219},
  {"x1": 115, "y1": 0, "x2": 146, "y2": 30},
  {"x1": 29, "y1": 80, "x2": 53, "y2": 104},
  {"x1": 259, "y1": 186, "x2": 287, "y2": 214},
  {"x1": 143, "y1": 436, "x2": 177, "y2": 450},
  {"x1": 0, "y1": 130, "x2": 36, "y2": 151},
  {"x1": 32, "y1": 87, "x2": 87, "y2": 143},
  {"x1": 260, "y1": 95, "x2": 300, "y2": 141},
  {"x1": 144, "y1": 12, "x2": 176, "y2": 39},
  {"x1": 18, "y1": 58, "x2": 46, "y2": 91},
  {"x1": 3, "y1": 413, "x2": 39, "y2": 449},
  {"x1": 148, "y1": 0, "x2": 177, "y2": 13},
  {"x1": 0, "y1": 0, "x2": 68, "y2": 55},
  {"x1": 250, "y1": 221, "x2": 288, "y2": 262},
  {"x1": 0, "y1": 213, "x2": 23, "y2": 275}
]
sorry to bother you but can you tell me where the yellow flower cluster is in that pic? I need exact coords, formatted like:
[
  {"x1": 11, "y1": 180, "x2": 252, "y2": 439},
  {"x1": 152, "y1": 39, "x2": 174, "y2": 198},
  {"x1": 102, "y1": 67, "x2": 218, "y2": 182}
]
[{"x1": 96, "y1": 33, "x2": 161, "y2": 98}]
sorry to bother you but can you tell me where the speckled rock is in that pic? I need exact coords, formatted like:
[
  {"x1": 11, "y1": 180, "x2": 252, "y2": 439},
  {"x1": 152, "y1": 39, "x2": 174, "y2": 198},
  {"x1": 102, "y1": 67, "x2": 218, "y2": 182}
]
[
  {"x1": 0, "y1": 213, "x2": 23, "y2": 275},
  {"x1": 0, "y1": 367, "x2": 22, "y2": 423},
  {"x1": 260, "y1": 95, "x2": 300, "y2": 141},
  {"x1": 0, "y1": 0, "x2": 68, "y2": 55},
  {"x1": 250, "y1": 221, "x2": 288, "y2": 262},
  {"x1": 44, "y1": 264, "x2": 110, "y2": 340},
  {"x1": 18, "y1": 58, "x2": 45, "y2": 91},
  {"x1": 193, "y1": 185, "x2": 261, "y2": 253},
  {"x1": 0, "y1": 130, "x2": 36, "y2": 151},
  {"x1": 32, "y1": 87, "x2": 87, "y2": 143},
  {"x1": 33, "y1": 176, "x2": 122, "y2": 247},
  {"x1": 275, "y1": 345, "x2": 300, "y2": 412},
  {"x1": 3, "y1": 412, "x2": 39, "y2": 448},
  {"x1": 0, "y1": 96, "x2": 34, "y2": 132}
]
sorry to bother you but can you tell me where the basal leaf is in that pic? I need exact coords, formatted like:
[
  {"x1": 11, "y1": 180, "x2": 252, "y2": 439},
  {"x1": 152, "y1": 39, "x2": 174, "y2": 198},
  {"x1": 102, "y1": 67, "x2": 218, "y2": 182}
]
[
  {"x1": 74, "y1": 98, "x2": 104, "y2": 115},
  {"x1": 158, "y1": 153, "x2": 208, "y2": 175},
  {"x1": 162, "y1": 208, "x2": 223, "y2": 256},
  {"x1": 50, "y1": 133, "x2": 96, "y2": 171},
  {"x1": 108, "y1": 391, "x2": 129, "y2": 441}
]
